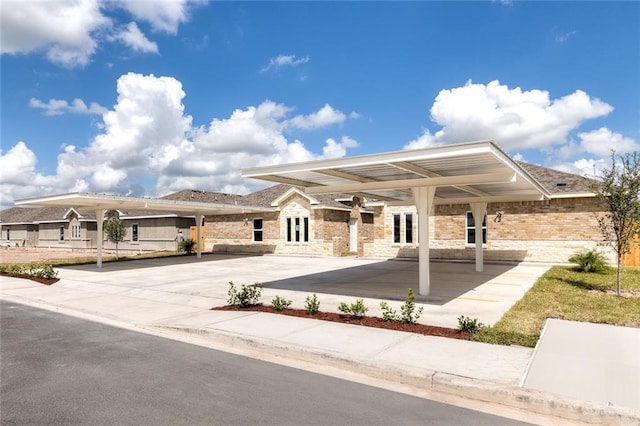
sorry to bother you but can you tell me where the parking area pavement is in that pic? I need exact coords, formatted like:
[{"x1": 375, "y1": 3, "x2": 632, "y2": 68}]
[{"x1": 26, "y1": 254, "x2": 550, "y2": 328}]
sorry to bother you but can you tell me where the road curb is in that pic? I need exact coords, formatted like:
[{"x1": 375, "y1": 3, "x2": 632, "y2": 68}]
[{"x1": 155, "y1": 325, "x2": 640, "y2": 426}]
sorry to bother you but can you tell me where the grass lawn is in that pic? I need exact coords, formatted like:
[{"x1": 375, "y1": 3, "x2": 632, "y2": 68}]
[{"x1": 476, "y1": 266, "x2": 640, "y2": 347}]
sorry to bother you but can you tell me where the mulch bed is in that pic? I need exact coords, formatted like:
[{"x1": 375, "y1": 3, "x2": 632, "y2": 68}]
[
  {"x1": 213, "y1": 304, "x2": 472, "y2": 341},
  {"x1": 0, "y1": 272, "x2": 59, "y2": 285}
]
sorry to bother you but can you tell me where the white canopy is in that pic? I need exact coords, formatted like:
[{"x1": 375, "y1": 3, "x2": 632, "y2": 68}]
[{"x1": 243, "y1": 140, "x2": 551, "y2": 295}]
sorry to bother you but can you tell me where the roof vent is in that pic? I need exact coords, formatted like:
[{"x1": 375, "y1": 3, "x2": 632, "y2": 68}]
[{"x1": 556, "y1": 182, "x2": 567, "y2": 187}]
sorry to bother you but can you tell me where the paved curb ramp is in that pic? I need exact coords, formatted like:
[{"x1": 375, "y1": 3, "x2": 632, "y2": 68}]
[{"x1": 522, "y1": 319, "x2": 640, "y2": 411}]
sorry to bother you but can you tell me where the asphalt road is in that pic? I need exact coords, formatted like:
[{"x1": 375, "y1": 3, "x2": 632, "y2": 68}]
[{"x1": 1, "y1": 301, "x2": 529, "y2": 425}]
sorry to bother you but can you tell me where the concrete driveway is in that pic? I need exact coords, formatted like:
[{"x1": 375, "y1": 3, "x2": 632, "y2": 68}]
[{"x1": 47, "y1": 254, "x2": 550, "y2": 328}]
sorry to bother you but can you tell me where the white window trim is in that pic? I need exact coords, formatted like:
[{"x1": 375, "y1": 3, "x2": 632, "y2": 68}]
[
  {"x1": 465, "y1": 211, "x2": 487, "y2": 246},
  {"x1": 285, "y1": 215, "x2": 310, "y2": 243},
  {"x1": 131, "y1": 223, "x2": 139, "y2": 244},
  {"x1": 253, "y1": 218, "x2": 264, "y2": 243},
  {"x1": 392, "y1": 213, "x2": 415, "y2": 245}
]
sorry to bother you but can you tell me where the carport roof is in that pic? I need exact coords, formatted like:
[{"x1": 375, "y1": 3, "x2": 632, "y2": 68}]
[
  {"x1": 14, "y1": 192, "x2": 273, "y2": 215},
  {"x1": 243, "y1": 140, "x2": 552, "y2": 205}
]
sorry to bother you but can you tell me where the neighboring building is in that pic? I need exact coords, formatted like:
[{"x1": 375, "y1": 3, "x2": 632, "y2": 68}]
[
  {"x1": 0, "y1": 206, "x2": 195, "y2": 252},
  {"x1": 1, "y1": 162, "x2": 610, "y2": 263}
]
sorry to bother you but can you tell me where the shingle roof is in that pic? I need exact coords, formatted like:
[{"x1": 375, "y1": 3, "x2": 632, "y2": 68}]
[
  {"x1": 518, "y1": 162, "x2": 594, "y2": 195},
  {"x1": 160, "y1": 189, "x2": 245, "y2": 205},
  {"x1": 0, "y1": 206, "x2": 98, "y2": 223}
]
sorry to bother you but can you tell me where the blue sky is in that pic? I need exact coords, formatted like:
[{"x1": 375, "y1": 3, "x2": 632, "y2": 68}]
[{"x1": 1, "y1": 1, "x2": 639, "y2": 208}]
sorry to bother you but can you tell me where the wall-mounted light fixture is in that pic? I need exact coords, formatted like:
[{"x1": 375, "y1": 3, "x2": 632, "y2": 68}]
[
  {"x1": 494, "y1": 210, "x2": 504, "y2": 223},
  {"x1": 243, "y1": 218, "x2": 249, "y2": 226}
]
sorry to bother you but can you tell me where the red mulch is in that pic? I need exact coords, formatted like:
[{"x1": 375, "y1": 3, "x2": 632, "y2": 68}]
[
  {"x1": 212, "y1": 304, "x2": 472, "y2": 341},
  {"x1": 0, "y1": 272, "x2": 59, "y2": 285}
]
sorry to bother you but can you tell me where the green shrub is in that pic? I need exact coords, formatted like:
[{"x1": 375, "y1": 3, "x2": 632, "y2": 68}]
[
  {"x1": 5, "y1": 264, "x2": 25, "y2": 275},
  {"x1": 338, "y1": 299, "x2": 368, "y2": 319},
  {"x1": 380, "y1": 301, "x2": 399, "y2": 321},
  {"x1": 304, "y1": 293, "x2": 320, "y2": 315},
  {"x1": 0, "y1": 263, "x2": 57, "y2": 280},
  {"x1": 457, "y1": 315, "x2": 485, "y2": 334},
  {"x1": 30, "y1": 263, "x2": 58, "y2": 279},
  {"x1": 400, "y1": 288, "x2": 423, "y2": 324},
  {"x1": 179, "y1": 238, "x2": 196, "y2": 254},
  {"x1": 568, "y1": 250, "x2": 609, "y2": 273},
  {"x1": 227, "y1": 281, "x2": 263, "y2": 307},
  {"x1": 271, "y1": 295, "x2": 292, "y2": 311}
]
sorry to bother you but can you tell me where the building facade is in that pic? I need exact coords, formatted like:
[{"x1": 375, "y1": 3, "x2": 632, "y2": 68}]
[{"x1": 1, "y1": 162, "x2": 611, "y2": 264}]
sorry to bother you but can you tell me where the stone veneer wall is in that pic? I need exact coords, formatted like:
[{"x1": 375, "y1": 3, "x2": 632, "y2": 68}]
[
  {"x1": 203, "y1": 193, "x2": 352, "y2": 256},
  {"x1": 315, "y1": 208, "x2": 350, "y2": 256},
  {"x1": 204, "y1": 211, "x2": 279, "y2": 254},
  {"x1": 363, "y1": 197, "x2": 614, "y2": 263}
]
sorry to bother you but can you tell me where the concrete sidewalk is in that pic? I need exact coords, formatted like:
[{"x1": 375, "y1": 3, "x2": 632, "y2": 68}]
[{"x1": 1, "y1": 255, "x2": 638, "y2": 424}]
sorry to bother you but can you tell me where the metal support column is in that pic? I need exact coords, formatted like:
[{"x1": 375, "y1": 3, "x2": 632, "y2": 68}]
[
  {"x1": 412, "y1": 186, "x2": 435, "y2": 296},
  {"x1": 95, "y1": 209, "x2": 105, "y2": 268},
  {"x1": 196, "y1": 214, "x2": 204, "y2": 259}
]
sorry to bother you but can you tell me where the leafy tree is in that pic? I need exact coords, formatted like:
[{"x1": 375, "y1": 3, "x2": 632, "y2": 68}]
[
  {"x1": 591, "y1": 151, "x2": 640, "y2": 296},
  {"x1": 103, "y1": 210, "x2": 126, "y2": 259}
]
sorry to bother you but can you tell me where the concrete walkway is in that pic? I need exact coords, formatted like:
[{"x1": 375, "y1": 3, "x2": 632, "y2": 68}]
[
  {"x1": 1, "y1": 254, "x2": 638, "y2": 424},
  {"x1": 523, "y1": 319, "x2": 640, "y2": 410}
]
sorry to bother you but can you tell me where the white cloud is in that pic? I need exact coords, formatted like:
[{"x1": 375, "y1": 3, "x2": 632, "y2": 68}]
[
  {"x1": 404, "y1": 80, "x2": 614, "y2": 151},
  {"x1": 1, "y1": 73, "x2": 357, "y2": 205},
  {"x1": 322, "y1": 136, "x2": 360, "y2": 159},
  {"x1": 578, "y1": 127, "x2": 639, "y2": 157},
  {"x1": 113, "y1": 22, "x2": 158, "y2": 53},
  {"x1": 261, "y1": 54, "x2": 310, "y2": 72},
  {"x1": 114, "y1": 0, "x2": 200, "y2": 34},
  {"x1": 556, "y1": 31, "x2": 577, "y2": 43},
  {"x1": 0, "y1": 0, "x2": 110, "y2": 67},
  {"x1": 30, "y1": 97, "x2": 108, "y2": 116},
  {"x1": 549, "y1": 157, "x2": 608, "y2": 180},
  {"x1": 1, "y1": 0, "x2": 199, "y2": 67},
  {"x1": 286, "y1": 104, "x2": 348, "y2": 130}
]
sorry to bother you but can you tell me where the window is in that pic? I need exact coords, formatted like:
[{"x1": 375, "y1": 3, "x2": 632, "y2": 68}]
[
  {"x1": 285, "y1": 216, "x2": 309, "y2": 242},
  {"x1": 393, "y1": 213, "x2": 414, "y2": 244},
  {"x1": 59, "y1": 226, "x2": 65, "y2": 241},
  {"x1": 466, "y1": 211, "x2": 487, "y2": 245},
  {"x1": 131, "y1": 224, "x2": 139, "y2": 242},
  {"x1": 393, "y1": 214, "x2": 401, "y2": 243},
  {"x1": 6, "y1": 227, "x2": 9, "y2": 241},
  {"x1": 253, "y1": 218, "x2": 263, "y2": 242},
  {"x1": 405, "y1": 214, "x2": 413, "y2": 244},
  {"x1": 71, "y1": 225, "x2": 81, "y2": 239}
]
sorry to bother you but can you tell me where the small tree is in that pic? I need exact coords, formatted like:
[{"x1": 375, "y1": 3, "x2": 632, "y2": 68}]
[
  {"x1": 179, "y1": 238, "x2": 196, "y2": 254},
  {"x1": 591, "y1": 151, "x2": 640, "y2": 296},
  {"x1": 103, "y1": 211, "x2": 126, "y2": 259}
]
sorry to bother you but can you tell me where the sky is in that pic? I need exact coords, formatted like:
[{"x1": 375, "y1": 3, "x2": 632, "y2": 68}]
[{"x1": 1, "y1": 1, "x2": 639, "y2": 208}]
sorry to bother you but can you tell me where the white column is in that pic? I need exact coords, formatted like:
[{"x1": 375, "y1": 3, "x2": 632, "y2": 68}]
[
  {"x1": 196, "y1": 214, "x2": 204, "y2": 259},
  {"x1": 349, "y1": 219, "x2": 358, "y2": 252},
  {"x1": 412, "y1": 186, "x2": 436, "y2": 296},
  {"x1": 95, "y1": 209, "x2": 105, "y2": 268},
  {"x1": 470, "y1": 202, "x2": 487, "y2": 272}
]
